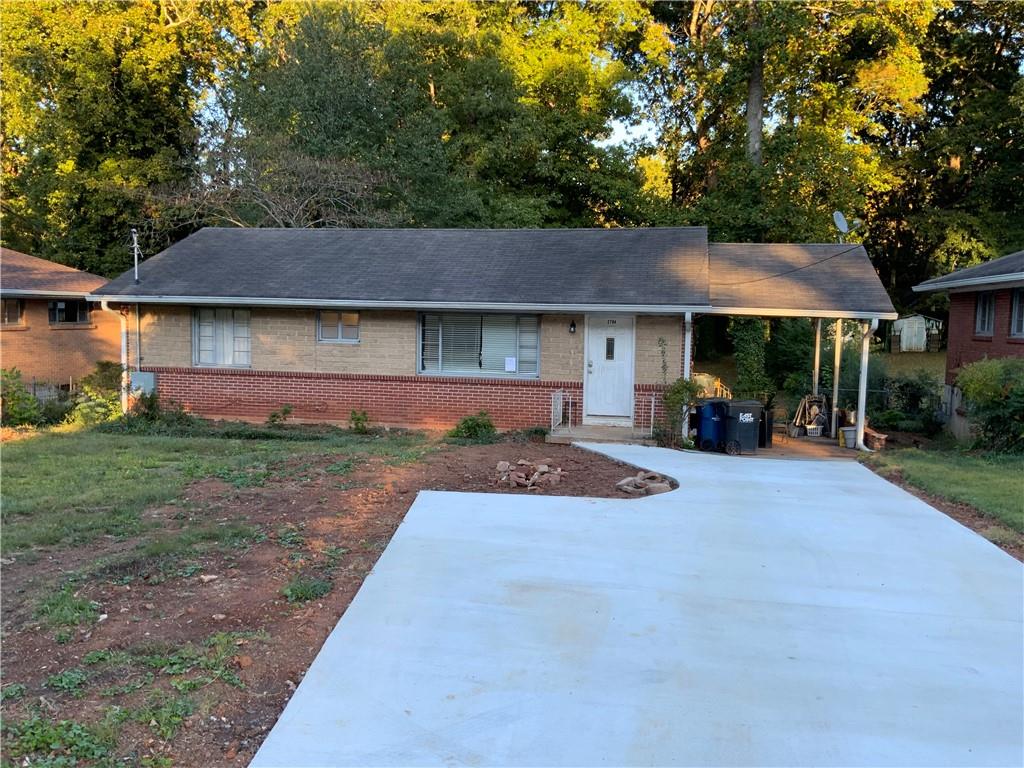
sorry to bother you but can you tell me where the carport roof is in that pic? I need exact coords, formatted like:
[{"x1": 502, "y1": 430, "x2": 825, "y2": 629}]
[{"x1": 709, "y1": 243, "x2": 897, "y2": 319}]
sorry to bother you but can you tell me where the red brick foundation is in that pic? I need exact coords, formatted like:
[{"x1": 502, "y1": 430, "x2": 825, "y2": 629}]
[{"x1": 146, "y1": 367, "x2": 669, "y2": 431}]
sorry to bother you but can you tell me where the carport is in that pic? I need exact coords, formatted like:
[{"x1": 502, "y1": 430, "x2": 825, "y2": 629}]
[
  {"x1": 251, "y1": 445, "x2": 1023, "y2": 767},
  {"x1": 696, "y1": 242, "x2": 898, "y2": 449}
]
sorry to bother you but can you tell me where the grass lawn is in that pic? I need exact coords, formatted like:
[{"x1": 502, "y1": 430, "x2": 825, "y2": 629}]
[
  {"x1": 1, "y1": 423, "x2": 431, "y2": 553},
  {"x1": 864, "y1": 447, "x2": 1024, "y2": 534},
  {"x1": 876, "y1": 350, "x2": 946, "y2": 379}
]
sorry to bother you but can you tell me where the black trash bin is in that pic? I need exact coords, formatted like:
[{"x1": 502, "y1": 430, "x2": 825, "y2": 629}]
[
  {"x1": 758, "y1": 408, "x2": 773, "y2": 448},
  {"x1": 725, "y1": 400, "x2": 762, "y2": 455}
]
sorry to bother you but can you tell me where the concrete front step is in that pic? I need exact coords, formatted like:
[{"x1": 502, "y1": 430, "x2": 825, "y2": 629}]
[{"x1": 546, "y1": 426, "x2": 657, "y2": 446}]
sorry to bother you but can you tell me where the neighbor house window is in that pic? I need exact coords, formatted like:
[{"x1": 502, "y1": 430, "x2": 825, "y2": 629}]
[
  {"x1": 1, "y1": 299, "x2": 23, "y2": 326},
  {"x1": 1011, "y1": 289, "x2": 1024, "y2": 338},
  {"x1": 193, "y1": 308, "x2": 251, "y2": 366},
  {"x1": 420, "y1": 314, "x2": 538, "y2": 376},
  {"x1": 974, "y1": 292, "x2": 994, "y2": 336},
  {"x1": 48, "y1": 299, "x2": 90, "y2": 324},
  {"x1": 318, "y1": 310, "x2": 360, "y2": 343}
]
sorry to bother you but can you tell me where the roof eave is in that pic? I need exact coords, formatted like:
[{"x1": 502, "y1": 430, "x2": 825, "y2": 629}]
[
  {"x1": 913, "y1": 273, "x2": 1024, "y2": 293},
  {"x1": 87, "y1": 294, "x2": 713, "y2": 315},
  {"x1": 1, "y1": 288, "x2": 96, "y2": 299},
  {"x1": 705, "y1": 305, "x2": 898, "y2": 321}
]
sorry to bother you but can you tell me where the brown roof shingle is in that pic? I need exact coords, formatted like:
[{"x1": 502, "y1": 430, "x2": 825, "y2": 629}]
[{"x1": 1, "y1": 248, "x2": 108, "y2": 296}]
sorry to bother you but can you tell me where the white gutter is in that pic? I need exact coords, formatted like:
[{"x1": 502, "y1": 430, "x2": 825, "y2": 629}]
[
  {"x1": 2, "y1": 289, "x2": 97, "y2": 298},
  {"x1": 913, "y1": 273, "x2": 1024, "y2": 292},
  {"x1": 87, "y1": 295, "x2": 713, "y2": 315},
  {"x1": 99, "y1": 300, "x2": 130, "y2": 414},
  {"x1": 707, "y1": 305, "x2": 898, "y2": 321}
]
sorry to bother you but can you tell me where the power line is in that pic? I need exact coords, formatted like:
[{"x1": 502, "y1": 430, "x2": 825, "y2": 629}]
[{"x1": 710, "y1": 243, "x2": 864, "y2": 287}]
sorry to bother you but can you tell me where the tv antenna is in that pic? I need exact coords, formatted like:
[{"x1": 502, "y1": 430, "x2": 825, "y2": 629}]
[{"x1": 131, "y1": 228, "x2": 142, "y2": 284}]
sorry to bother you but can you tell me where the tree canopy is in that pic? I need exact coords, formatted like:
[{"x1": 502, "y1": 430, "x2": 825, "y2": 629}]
[{"x1": 1, "y1": 0, "x2": 1021, "y2": 311}]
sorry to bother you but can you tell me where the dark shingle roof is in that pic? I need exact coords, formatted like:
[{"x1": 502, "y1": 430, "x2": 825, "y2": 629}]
[
  {"x1": 709, "y1": 243, "x2": 896, "y2": 317},
  {"x1": 913, "y1": 250, "x2": 1024, "y2": 293},
  {"x1": 94, "y1": 227, "x2": 711, "y2": 308},
  {"x1": 1, "y1": 248, "x2": 107, "y2": 296}
]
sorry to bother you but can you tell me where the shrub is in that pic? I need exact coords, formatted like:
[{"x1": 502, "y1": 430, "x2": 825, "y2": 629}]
[
  {"x1": 79, "y1": 360, "x2": 122, "y2": 396},
  {"x1": 99, "y1": 393, "x2": 200, "y2": 436},
  {"x1": 1, "y1": 368, "x2": 41, "y2": 426},
  {"x1": 349, "y1": 409, "x2": 370, "y2": 434},
  {"x1": 882, "y1": 369, "x2": 942, "y2": 435},
  {"x1": 40, "y1": 392, "x2": 75, "y2": 425},
  {"x1": 956, "y1": 358, "x2": 1024, "y2": 452},
  {"x1": 655, "y1": 377, "x2": 703, "y2": 448},
  {"x1": 266, "y1": 404, "x2": 293, "y2": 425},
  {"x1": 730, "y1": 318, "x2": 774, "y2": 399},
  {"x1": 448, "y1": 411, "x2": 497, "y2": 442}
]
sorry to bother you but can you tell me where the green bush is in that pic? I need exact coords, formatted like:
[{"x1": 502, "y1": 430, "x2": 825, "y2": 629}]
[
  {"x1": 349, "y1": 409, "x2": 370, "y2": 434},
  {"x1": 68, "y1": 384, "x2": 121, "y2": 425},
  {"x1": 956, "y1": 358, "x2": 1024, "y2": 452},
  {"x1": 730, "y1": 318, "x2": 774, "y2": 399},
  {"x1": 79, "y1": 360, "x2": 122, "y2": 396},
  {"x1": 1, "y1": 368, "x2": 41, "y2": 426},
  {"x1": 448, "y1": 411, "x2": 497, "y2": 442},
  {"x1": 99, "y1": 393, "x2": 200, "y2": 436},
  {"x1": 655, "y1": 376, "x2": 703, "y2": 448},
  {"x1": 68, "y1": 361, "x2": 123, "y2": 426},
  {"x1": 40, "y1": 392, "x2": 75, "y2": 425}
]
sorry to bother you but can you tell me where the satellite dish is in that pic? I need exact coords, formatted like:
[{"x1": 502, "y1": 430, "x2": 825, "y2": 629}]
[{"x1": 832, "y1": 211, "x2": 849, "y2": 234}]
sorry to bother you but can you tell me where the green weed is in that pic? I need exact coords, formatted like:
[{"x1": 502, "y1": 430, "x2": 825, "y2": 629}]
[
  {"x1": 3, "y1": 715, "x2": 114, "y2": 765},
  {"x1": 45, "y1": 668, "x2": 90, "y2": 697},
  {"x1": 1, "y1": 682, "x2": 27, "y2": 701},
  {"x1": 35, "y1": 583, "x2": 98, "y2": 629},
  {"x1": 282, "y1": 575, "x2": 332, "y2": 603}
]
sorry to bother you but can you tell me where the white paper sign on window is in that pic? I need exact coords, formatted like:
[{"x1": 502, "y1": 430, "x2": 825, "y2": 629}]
[{"x1": 505, "y1": 356, "x2": 517, "y2": 372}]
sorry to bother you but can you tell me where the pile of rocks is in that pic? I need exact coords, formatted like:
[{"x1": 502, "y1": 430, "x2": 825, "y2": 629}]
[
  {"x1": 616, "y1": 470, "x2": 673, "y2": 496},
  {"x1": 495, "y1": 459, "x2": 565, "y2": 489}
]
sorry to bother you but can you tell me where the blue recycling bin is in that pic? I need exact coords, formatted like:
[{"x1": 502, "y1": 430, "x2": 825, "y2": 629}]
[{"x1": 697, "y1": 399, "x2": 729, "y2": 452}]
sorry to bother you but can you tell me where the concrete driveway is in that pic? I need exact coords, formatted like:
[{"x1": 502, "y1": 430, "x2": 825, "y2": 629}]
[{"x1": 252, "y1": 445, "x2": 1023, "y2": 767}]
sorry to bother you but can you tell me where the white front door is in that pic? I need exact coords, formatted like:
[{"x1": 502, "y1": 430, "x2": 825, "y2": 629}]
[{"x1": 584, "y1": 314, "x2": 635, "y2": 424}]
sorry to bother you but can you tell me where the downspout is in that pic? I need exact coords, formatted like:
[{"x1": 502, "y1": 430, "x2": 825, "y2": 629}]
[
  {"x1": 135, "y1": 305, "x2": 142, "y2": 371},
  {"x1": 855, "y1": 319, "x2": 879, "y2": 452},
  {"x1": 682, "y1": 312, "x2": 693, "y2": 380},
  {"x1": 100, "y1": 300, "x2": 130, "y2": 414}
]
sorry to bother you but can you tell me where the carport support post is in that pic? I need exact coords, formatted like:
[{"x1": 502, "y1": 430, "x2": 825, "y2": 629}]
[
  {"x1": 830, "y1": 319, "x2": 842, "y2": 438},
  {"x1": 855, "y1": 319, "x2": 879, "y2": 451},
  {"x1": 811, "y1": 318, "x2": 822, "y2": 396}
]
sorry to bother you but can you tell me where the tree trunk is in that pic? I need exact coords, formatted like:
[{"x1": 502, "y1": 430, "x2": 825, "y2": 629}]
[{"x1": 745, "y1": 2, "x2": 764, "y2": 165}]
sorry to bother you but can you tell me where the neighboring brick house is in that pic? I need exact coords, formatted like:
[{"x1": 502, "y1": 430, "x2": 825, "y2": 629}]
[
  {"x1": 0, "y1": 248, "x2": 121, "y2": 388},
  {"x1": 913, "y1": 249, "x2": 1024, "y2": 439},
  {"x1": 90, "y1": 228, "x2": 896, "y2": 434}
]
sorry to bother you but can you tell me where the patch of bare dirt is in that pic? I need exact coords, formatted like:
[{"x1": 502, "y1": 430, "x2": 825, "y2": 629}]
[{"x1": 0, "y1": 441, "x2": 648, "y2": 767}]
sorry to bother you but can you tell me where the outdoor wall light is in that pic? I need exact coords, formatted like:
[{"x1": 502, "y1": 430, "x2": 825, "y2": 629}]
[{"x1": 569, "y1": 320, "x2": 576, "y2": 334}]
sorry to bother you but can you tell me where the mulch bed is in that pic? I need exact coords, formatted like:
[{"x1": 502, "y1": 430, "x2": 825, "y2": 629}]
[{"x1": 0, "y1": 441, "x2": 644, "y2": 767}]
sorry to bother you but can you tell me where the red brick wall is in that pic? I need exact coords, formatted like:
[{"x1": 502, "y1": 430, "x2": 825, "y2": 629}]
[
  {"x1": 0, "y1": 298, "x2": 122, "y2": 386},
  {"x1": 946, "y1": 289, "x2": 1024, "y2": 385},
  {"x1": 146, "y1": 366, "x2": 671, "y2": 431}
]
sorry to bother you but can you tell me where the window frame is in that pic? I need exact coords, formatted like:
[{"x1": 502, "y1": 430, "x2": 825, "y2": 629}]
[
  {"x1": 1011, "y1": 289, "x2": 1024, "y2": 339},
  {"x1": 48, "y1": 298, "x2": 91, "y2": 325},
  {"x1": 317, "y1": 310, "x2": 361, "y2": 344},
  {"x1": 974, "y1": 292, "x2": 995, "y2": 337},
  {"x1": 191, "y1": 307, "x2": 252, "y2": 368},
  {"x1": 417, "y1": 312, "x2": 541, "y2": 379},
  {"x1": 1, "y1": 298, "x2": 24, "y2": 326}
]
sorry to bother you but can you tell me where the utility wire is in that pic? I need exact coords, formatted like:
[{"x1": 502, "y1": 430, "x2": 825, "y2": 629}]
[{"x1": 710, "y1": 243, "x2": 864, "y2": 287}]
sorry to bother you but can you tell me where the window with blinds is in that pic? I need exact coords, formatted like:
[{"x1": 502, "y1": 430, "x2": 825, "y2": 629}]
[
  {"x1": 420, "y1": 314, "x2": 539, "y2": 376},
  {"x1": 194, "y1": 308, "x2": 251, "y2": 366}
]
